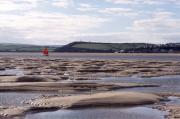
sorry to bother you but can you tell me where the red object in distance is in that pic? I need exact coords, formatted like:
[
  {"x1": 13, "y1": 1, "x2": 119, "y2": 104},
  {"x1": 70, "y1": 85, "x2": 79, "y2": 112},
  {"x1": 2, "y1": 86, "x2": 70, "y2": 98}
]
[{"x1": 43, "y1": 48, "x2": 49, "y2": 56}]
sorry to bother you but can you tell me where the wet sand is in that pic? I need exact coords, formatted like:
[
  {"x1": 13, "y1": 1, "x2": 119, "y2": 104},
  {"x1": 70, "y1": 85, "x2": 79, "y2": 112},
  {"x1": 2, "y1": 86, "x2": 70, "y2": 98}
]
[
  {"x1": 1, "y1": 58, "x2": 180, "y2": 78},
  {"x1": 0, "y1": 81, "x2": 159, "y2": 92},
  {"x1": 0, "y1": 57, "x2": 180, "y2": 119},
  {"x1": 0, "y1": 92, "x2": 162, "y2": 118}
]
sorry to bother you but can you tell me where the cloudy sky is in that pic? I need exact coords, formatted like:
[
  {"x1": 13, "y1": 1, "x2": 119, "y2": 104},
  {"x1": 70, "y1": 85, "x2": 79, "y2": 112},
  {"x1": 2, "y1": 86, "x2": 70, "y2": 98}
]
[{"x1": 0, "y1": 0, "x2": 180, "y2": 45}]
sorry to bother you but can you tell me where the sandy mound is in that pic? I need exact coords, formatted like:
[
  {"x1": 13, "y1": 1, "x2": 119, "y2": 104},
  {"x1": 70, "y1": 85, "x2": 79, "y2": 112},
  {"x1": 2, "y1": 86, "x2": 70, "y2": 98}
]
[
  {"x1": 32, "y1": 92, "x2": 162, "y2": 108},
  {"x1": 0, "y1": 92, "x2": 162, "y2": 118}
]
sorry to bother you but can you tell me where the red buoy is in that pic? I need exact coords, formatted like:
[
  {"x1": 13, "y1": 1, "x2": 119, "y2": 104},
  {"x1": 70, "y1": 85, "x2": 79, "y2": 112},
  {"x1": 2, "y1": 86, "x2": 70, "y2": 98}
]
[{"x1": 43, "y1": 48, "x2": 49, "y2": 56}]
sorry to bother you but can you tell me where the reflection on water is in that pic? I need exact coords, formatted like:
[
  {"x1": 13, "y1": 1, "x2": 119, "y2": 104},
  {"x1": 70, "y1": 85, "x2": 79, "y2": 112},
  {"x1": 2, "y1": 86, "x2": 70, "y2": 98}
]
[
  {"x1": 100, "y1": 75, "x2": 180, "y2": 85},
  {"x1": 25, "y1": 107, "x2": 166, "y2": 119},
  {"x1": 1, "y1": 53, "x2": 180, "y2": 61},
  {"x1": 167, "y1": 96, "x2": 180, "y2": 105},
  {"x1": 0, "y1": 74, "x2": 179, "y2": 119},
  {"x1": 0, "y1": 68, "x2": 24, "y2": 76},
  {"x1": 0, "y1": 92, "x2": 59, "y2": 106},
  {"x1": 0, "y1": 92, "x2": 40, "y2": 106},
  {"x1": 98, "y1": 75, "x2": 180, "y2": 93}
]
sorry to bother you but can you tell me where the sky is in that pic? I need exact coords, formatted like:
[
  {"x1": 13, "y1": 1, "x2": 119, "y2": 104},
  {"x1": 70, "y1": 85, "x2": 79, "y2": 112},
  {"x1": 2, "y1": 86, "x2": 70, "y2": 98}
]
[{"x1": 0, "y1": 0, "x2": 180, "y2": 45}]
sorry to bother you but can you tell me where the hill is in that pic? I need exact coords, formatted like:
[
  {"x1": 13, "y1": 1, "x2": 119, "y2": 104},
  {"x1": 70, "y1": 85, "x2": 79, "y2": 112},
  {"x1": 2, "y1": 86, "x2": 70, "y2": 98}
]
[
  {"x1": 54, "y1": 41, "x2": 157, "y2": 53},
  {"x1": 0, "y1": 43, "x2": 59, "y2": 52}
]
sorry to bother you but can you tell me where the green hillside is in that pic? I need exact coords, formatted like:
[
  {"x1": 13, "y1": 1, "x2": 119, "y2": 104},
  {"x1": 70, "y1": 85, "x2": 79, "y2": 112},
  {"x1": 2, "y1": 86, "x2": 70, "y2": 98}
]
[{"x1": 55, "y1": 41, "x2": 156, "y2": 53}]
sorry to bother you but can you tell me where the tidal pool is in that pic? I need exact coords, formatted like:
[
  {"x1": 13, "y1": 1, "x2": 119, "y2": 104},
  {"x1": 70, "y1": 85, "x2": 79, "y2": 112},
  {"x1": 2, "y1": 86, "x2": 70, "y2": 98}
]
[
  {"x1": 25, "y1": 107, "x2": 166, "y2": 119},
  {"x1": 0, "y1": 68, "x2": 24, "y2": 76},
  {"x1": 0, "y1": 92, "x2": 40, "y2": 106},
  {"x1": 0, "y1": 92, "x2": 60, "y2": 106},
  {"x1": 97, "y1": 75, "x2": 180, "y2": 93},
  {"x1": 167, "y1": 96, "x2": 180, "y2": 105}
]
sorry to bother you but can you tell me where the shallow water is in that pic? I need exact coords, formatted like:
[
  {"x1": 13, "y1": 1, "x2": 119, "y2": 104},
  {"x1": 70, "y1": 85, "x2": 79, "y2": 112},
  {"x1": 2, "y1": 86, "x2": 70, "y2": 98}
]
[
  {"x1": 100, "y1": 75, "x2": 180, "y2": 85},
  {"x1": 0, "y1": 53, "x2": 179, "y2": 119},
  {"x1": 1, "y1": 53, "x2": 180, "y2": 61},
  {"x1": 0, "y1": 92, "x2": 39, "y2": 106},
  {"x1": 96, "y1": 75, "x2": 180, "y2": 93},
  {"x1": 25, "y1": 107, "x2": 166, "y2": 119},
  {"x1": 0, "y1": 92, "x2": 59, "y2": 106},
  {"x1": 167, "y1": 96, "x2": 180, "y2": 105},
  {"x1": 0, "y1": 68, "x2": 24, "y2": 76},
  {"x1": 1, "y1": 75, "x2": 179, "y2": 119}
]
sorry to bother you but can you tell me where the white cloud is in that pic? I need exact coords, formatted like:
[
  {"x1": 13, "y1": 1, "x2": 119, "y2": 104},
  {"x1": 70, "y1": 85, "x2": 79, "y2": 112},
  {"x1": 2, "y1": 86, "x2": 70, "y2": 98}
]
[
  {"x1": 0, "y1": 0, "x2": 42, "y2": 12},
  {"x1": 52, "y1": 0, "x2": 74, "y2": 8},
  {"x1": 99, "y1": 8, "x2": 138, "y2": 16},
  {"x1": 73, "y1": 31, "x2": 180, "y2": 44},
  {"x1": 105, "y1": 0, "x2": 180, "y2": 5},
  {"x1": 79, "y1": 3, "x2": 93, "y2": 8},
  {"x1": 77, "y1": 5, "x2": 138, "y2": 17},
  {"x1": 77, "y1": 3, "x2": 98, "y2": 12},
  {"x1": 132, "y1": 11, "x2": 180, "y2": 32},
  {"x1": 0, "y1": 11, "x2": 109, "y2": 44},
  {"x1": 152, "y1": 11, "x2": 174, "y2": 18},
  {"x1": 72, "y1": 11, "x2": 180, "y2": 44},
  {"x1": 0, "y1": 0, "x2": 179, "y2": 45},
  {"x1": 71, "y1": 32, "x2": 165, "y2": 44},
  {"x1": 0, "y1": 1, "x2": 19, "y2": 12}
]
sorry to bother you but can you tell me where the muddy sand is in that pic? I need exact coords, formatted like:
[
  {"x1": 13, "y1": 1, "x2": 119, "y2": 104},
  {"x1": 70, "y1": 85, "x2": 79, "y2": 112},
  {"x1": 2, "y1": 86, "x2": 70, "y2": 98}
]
[
  {"x1": 0, "y1": 80, "x2": 159, "y2": 92},
  {"x1": 0, "y1": 92, "x2": 162, "y2": 118},
  {"x1": 0, "y1": 58, "x2": 180, "y2": 119},
  {"x1": 1, "y1": 58, "x2": 180, "y2": 78}
]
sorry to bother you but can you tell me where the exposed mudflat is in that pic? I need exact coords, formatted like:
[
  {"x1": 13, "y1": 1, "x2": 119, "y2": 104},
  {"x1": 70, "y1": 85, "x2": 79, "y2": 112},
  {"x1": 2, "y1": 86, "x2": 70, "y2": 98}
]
[
  {"x1": 0, "y1": 92, "x2": 162, "y2": 118},
  {"x1": 0, "y1": 58, "x2": 180, "y2": 79},
  {"x1": 0, "y1": 57, "x2": 179, "y2": 119}
]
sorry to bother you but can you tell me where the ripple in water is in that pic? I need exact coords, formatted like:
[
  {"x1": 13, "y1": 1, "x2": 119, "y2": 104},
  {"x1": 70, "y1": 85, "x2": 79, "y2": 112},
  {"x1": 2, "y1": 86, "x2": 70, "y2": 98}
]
[
  {"x1": 25, "y1": 107, "x2": 166, "y2": 119},
  {"x1": 0, "y1": 92, "x2": 60, "y2": 106},
  {"x1": 0, "y1": 68, "x2": 24, "y2": 76},
  {"x1": 97, "y1": 75, "x2": 180, "y2": 93}
]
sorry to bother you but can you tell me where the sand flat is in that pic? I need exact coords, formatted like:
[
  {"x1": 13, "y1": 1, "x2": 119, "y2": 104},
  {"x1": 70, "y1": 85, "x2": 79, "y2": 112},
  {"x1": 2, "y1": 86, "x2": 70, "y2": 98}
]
[
  {"x1": 0, "y1": 81, "x2": 159, "y2": 92},
  {"x1": 0, "y1": 92, "x2": 162, "y2": 118},
  {"x1": 32, "y1": 92, "x2": 162, "y2": 108}
]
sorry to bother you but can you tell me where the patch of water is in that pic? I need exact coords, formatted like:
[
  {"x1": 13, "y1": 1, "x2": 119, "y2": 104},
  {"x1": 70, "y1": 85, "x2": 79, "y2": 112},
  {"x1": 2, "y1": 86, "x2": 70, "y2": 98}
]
[
  {"x1": 0, "y1": 68, "x2": 24, "y2": 76},
  {"x1": 25, "y1": 107, "x2": 166, "y2": 119},
  {"x1": 0, "y1": 92, "x2": 39, "y2": 106},
  {"x1": 1, "y1": 53, "x2": 180, "y2": 61},
  {"x1": 97, "y1": 75, "x2": 180, "y2": 93},
  {"x1": 118, "y1": 86, "x2": 180, "y2": 93},
  {"x1": 167, "y1": 96, "x2": 180, "y2": 105},
  {"x1": 0, "y1": 92, "x2": 59, "y2": 106},
  {"x1": 100, "y1": 75, "x2": 180, "y2": 85}
]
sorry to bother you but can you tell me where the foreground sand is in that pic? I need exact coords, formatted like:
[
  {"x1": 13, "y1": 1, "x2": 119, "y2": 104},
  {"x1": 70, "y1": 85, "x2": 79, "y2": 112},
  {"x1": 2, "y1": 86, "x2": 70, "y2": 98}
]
[
  {"x1": 31, "y1": 91, "x2": 162, "y2": 108},
  {"x1": 153, "y1": 93, "x2": 180, "y2": 119},
  {"x1": 154, "y1": 105, "x2": 180, "y2": 119},
  {"x1": 0, "y1": 57, "x2": 180, "y2": 119},
  {"x1": 0, "y1": 92, "x2": 162, "y2": 118}
]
